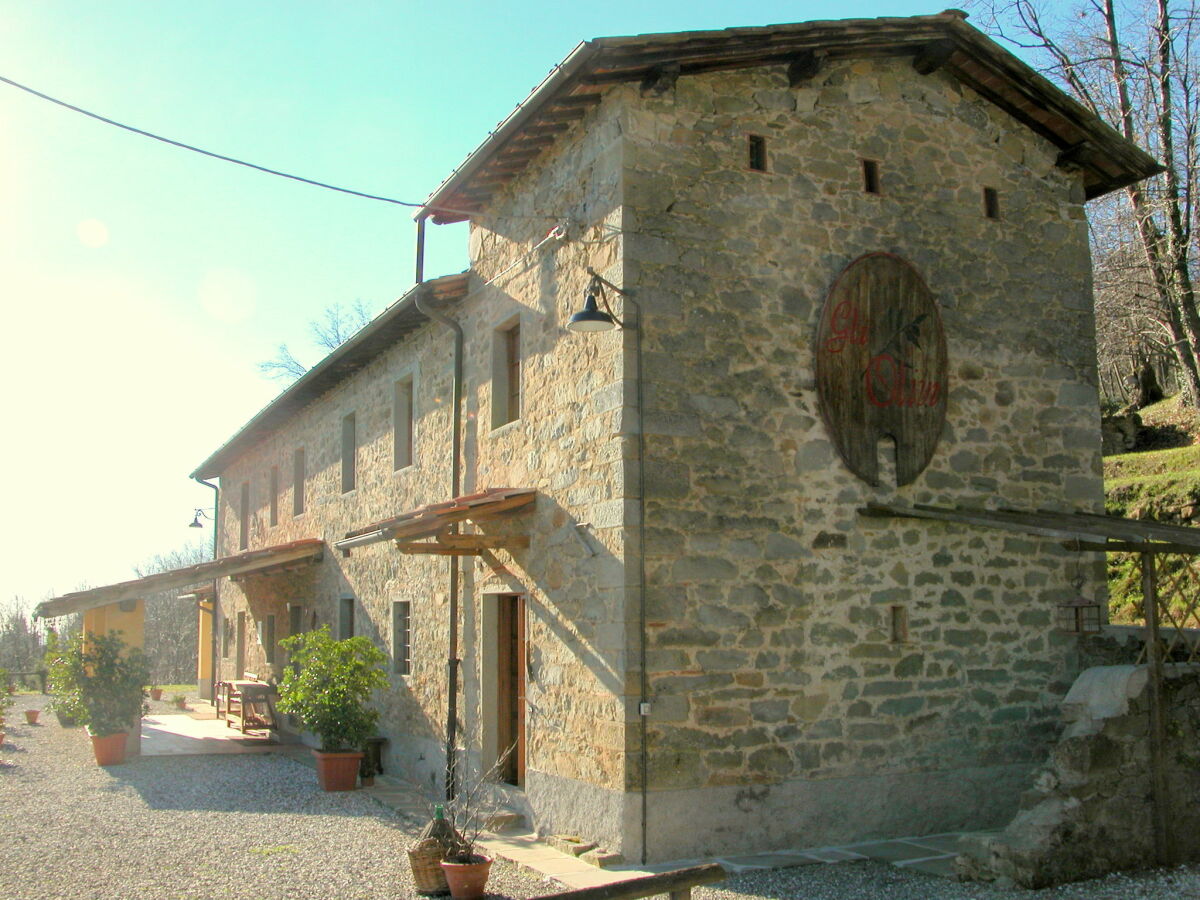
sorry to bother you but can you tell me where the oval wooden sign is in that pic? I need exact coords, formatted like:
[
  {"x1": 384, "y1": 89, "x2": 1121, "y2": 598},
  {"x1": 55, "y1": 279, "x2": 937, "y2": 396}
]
[{"x1": 815, "y1": 253, "x2": 948, "y2": 487}]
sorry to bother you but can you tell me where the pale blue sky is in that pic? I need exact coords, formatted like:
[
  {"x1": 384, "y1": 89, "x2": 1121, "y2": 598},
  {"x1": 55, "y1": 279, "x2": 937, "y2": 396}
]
[{"x1": 0, "y1": 2, "x2": 943, "y2": 606}]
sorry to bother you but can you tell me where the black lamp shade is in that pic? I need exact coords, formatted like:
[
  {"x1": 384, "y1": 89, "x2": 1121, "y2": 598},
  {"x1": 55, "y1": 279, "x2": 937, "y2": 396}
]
[{"x1": 567, "y1": 291, "x2": 617, "y2": 332}]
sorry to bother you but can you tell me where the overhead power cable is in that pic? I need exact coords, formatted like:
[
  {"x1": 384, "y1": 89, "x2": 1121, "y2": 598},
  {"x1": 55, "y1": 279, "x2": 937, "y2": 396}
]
[{"x1": 0, "y1": 72, "x2": 498, "y2": 219}]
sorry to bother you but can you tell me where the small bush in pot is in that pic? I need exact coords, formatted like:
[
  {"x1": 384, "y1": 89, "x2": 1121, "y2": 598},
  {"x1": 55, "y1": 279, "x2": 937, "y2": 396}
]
[
  {"x1": 65, "y1": 631, "x2": 149, "y2": 764},
  {"x1": 276, "y1": 626, "x2": 387, "y2": 790},
  {"x1": 44, "y1": 630, "x2": 87, "y2": 726}
]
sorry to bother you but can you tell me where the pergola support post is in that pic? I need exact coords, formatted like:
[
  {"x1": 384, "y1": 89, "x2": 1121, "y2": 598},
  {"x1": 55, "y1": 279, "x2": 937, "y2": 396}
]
[{"x1": 1141, "y1": 551, "x2": 1170, "y2": 865}]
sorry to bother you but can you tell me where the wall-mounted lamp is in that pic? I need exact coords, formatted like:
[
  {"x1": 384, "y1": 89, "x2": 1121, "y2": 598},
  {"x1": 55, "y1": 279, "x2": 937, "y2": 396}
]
[
  {"x1": 567, "y1": 269, "x2": 631, "y2": 332},
  {"x1": 1058, "y1": 594, "x2": 1102, "y2": 634},
  {"x1": 189, "y1": 508, "x2": 215, "y2": 529}
]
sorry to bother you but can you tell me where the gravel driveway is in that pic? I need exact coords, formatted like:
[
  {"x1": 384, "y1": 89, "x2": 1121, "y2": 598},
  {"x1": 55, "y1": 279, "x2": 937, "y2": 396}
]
[{"x1": 3, "y1": 694, "x2": 1199, "y2": 900}]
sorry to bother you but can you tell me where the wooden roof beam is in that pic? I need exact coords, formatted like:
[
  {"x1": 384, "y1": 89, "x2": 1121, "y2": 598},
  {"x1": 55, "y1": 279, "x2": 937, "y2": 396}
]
[
  {"x1": 640, "y1": 62, "x2": 681, "y2": 95},
  {"x1": 787, "y1": 50, "x2": 826, "y2": 85},
  {"x1": 548, "y1": 93, "x2": 604, "y2": 108},
  {"x1": 912, "y1": 39, "x2": 956, "y2": 75}
]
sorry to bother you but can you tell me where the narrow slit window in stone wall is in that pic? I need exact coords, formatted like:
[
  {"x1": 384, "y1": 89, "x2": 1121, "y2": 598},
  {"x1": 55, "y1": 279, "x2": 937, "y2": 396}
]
[
  {"x1": 292, "y1": 448, "x2": 305, "y2": 516},
  {"x1": 339, "y1": 596, "x2": 355, "y2": 639},
  {"x1": 393, "y1": 600, "x2": 411, "y2": 675},
  {"x1": 341, "y1": 412, "x2": 357, "y2": 493},
  {"x1": 983, "y1": 187, "x2": 1000, "y2": 219},
  {"x1": 748, "y1": 134, "x2": 767, "y2": 172},
  {"x1": 239, "y1": 480, "x2": 250, "y2": 551},
  {"x1": 890, "y1": 605, "x2": 909, "y2": 643},
  {"x1": 862, "y1": 159, "x2": 881, "y2": 194},
  {"x1": 492, "y1": 320, "x2": 521, "y2": 429},
  {"x1": 269, "y1": 466, "x2": 279, "y2": 527},
  {"x1": 394, "y1": 376, "x2": 414, "y2": 470}
]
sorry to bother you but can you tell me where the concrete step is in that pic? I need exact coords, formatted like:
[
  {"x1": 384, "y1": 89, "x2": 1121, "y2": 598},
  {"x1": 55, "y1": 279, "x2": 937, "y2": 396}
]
[{"x1": 486, "y1": 810, "x2": 527, "y2": 833}]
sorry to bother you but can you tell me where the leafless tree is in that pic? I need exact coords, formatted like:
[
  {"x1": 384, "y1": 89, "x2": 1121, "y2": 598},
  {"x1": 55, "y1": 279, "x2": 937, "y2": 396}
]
[
  {"x1": 974, "y1": 0, "x2": 1200, "y2": 407},
  {"x1": 258, "y1": 299, "x2": 375, "y2": 383},
  {"x1": 134, "y1": 541, "x2": 211, "y2": 685},
  {"x1": 0, "y1": 596, "x2": 45, "y2": 682}
]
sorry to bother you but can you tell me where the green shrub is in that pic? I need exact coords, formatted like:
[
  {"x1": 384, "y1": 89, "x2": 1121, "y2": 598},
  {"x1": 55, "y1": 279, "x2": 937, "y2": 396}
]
[
  {"x1": 65, "y1": 632, "x2": 150, "y2": 737},
  {"x1": 276, "y1": 626, "x2": 387, "y2": 752},
  {"x1": 44, "y1": 631, "x2": 87, "y2": 723}
]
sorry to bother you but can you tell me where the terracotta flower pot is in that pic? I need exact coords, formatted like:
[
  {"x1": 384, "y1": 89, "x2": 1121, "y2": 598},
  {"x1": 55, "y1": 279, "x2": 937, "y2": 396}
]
[
  {"x1": 89, "y1": 731, "x2": 129, "y2": 766},
  {"x1": 24, "y1": 709, "x2": 40, "y2": 725},
  {"x1": 0, "y1": 730, "x2": 6, "y2": 747},
  {"x1": 150, "y1": 688, "x2": 163, "y2": 701},
  {"x1": 312, "y1": 750, "x2": 364, "y2": 791},
  {"x1": 440, "y1": 856, "x2": 492, "y2": 900}
]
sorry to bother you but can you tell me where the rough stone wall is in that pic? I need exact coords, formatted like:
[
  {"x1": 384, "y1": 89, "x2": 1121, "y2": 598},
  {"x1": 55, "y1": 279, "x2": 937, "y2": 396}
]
[
  {"x1": 213, "y1": 95, "x2": 635, "y2": 842},
  {"x1": 620, "y1": 57, "x2": 1108, "y2": 858},
  {"x1": 958, "y1": 664, "x2": 1200, "y2": 888},
  {"x1": 215, "y1": 319, "x2": 458, "y2": 772},
  {"x1": 455, "y1": 96, "x2": 632, "y2": 846}
]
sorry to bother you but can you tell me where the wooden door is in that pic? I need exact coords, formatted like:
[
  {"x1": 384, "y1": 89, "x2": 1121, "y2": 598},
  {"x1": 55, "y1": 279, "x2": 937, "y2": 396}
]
[
  {"x1": 235, "y1": 612, "x2": 246, "y2": 679},
  {"x1": 496, "y1": 595, "x2": 526, "y2": 787}
]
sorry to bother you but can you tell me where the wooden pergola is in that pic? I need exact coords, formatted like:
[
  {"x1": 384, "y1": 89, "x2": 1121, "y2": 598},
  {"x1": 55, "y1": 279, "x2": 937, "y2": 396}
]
[
  {"x1": 32, "y1": 538, "x2": 325, "y2": 620},
  {"x1": 862, "y1": 501, "x2": 1200, "y2": 863},
  {"x1": 334, "y1": 487, "x2": 535, "y2": 557}
]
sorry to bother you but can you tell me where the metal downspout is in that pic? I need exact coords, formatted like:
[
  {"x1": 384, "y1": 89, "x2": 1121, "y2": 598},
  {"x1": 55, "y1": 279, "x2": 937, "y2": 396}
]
[
  {"x1": 414, "y1": 214, "x2": 465, "y2": 800},
  {"x1": 634, "y1": 318, "x2": 648, "y2": 866},
  {"x1": 193, "y1": 476, "x2": 219, "y2": 701}
]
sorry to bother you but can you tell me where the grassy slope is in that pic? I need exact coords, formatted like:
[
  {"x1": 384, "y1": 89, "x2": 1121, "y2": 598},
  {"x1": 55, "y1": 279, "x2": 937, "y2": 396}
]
[{"x1": 1103, "y1": 396, "x2": 1200, "y2": 622}]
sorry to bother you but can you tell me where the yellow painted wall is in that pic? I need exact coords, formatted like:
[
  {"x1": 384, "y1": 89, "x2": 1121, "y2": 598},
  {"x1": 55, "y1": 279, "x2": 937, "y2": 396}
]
[
  {"x1": 82, "y1": 598, "x2": 145, "y2": 650},
  {"x1": 197, "y1": 600, "x2": 214, "y2": 699}
]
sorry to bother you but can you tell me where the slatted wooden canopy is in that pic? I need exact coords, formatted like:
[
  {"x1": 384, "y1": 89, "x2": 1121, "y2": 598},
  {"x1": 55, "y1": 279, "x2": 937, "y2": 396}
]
[
  {"x1": 336, "y1": 488, "x2": 536, "y2": 556},
  {"x1": 33, "y1": 539, "x2": 325, "y2": 619},
  {"x1": 861, "y1": 502, "x2": 1200, "y2": 553},
  {"x1": 420, "y1": 10, "x2": 1162, "y2": 224}
]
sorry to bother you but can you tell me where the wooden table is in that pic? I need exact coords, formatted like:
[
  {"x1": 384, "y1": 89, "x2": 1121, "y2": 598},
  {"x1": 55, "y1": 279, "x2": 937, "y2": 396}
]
[{"x1": 218, "y1": 680, "x2": 278, "y2": 735}]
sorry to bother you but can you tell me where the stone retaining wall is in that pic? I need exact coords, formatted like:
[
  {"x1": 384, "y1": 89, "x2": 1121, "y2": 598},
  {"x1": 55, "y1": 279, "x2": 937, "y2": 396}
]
[{"x1": 958, "y1": 664, "x2": 1200, "y2": 887}]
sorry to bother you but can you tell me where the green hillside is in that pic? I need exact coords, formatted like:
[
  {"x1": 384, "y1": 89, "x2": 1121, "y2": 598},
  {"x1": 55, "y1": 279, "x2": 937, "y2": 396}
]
[{"x1": 1103, "y1": 396, "x2": 1200, "y2": 622}]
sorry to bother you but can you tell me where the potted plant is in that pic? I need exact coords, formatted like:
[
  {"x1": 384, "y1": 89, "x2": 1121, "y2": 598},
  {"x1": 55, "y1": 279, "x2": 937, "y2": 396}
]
[
  {"x1": 149, "y1": 685, "x2": 163, "y2": 702},
  {"x1": 432, "y1": 746, "x2": 514, "y2": 900},
  {"x1": 171, "y1": 693, "x2": 187, "y2": 710},
  {"x1": 44, "y1": 631, "x2": 87, "y2": 727},
  {"x1": 24, "y1": 708, "x2": 40, "y2": 725},
  {"x1": 65, "y1": 631, "x2": 149, "y2": 765},
  {"x1": 276, "y1": 626, "x2": 387, "y2": 791}
]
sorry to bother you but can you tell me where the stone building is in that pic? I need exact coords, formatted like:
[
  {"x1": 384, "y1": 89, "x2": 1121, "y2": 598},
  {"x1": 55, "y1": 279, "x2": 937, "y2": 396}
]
[{"x1": 36, "y1": 12, "x2": 1161, "y2": 864}]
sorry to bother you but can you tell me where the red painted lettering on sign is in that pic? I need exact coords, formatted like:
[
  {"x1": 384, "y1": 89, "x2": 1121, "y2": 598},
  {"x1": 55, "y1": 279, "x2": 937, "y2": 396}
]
[
  {"x1": 823, "y1": 298, "x2": 869, "y2": 354},
  {"x1": 865, "y1": 354, "x2": 943, "y2": 408}
]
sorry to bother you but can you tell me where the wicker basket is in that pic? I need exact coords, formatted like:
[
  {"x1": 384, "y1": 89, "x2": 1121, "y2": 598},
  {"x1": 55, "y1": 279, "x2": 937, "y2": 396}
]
[{"x1": 408, "y1": 839, "x2": 450, "y2": 895}]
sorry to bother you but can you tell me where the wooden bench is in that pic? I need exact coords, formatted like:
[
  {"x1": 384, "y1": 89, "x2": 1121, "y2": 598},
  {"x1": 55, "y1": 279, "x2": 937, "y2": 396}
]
[{"x1": 528, "y1": 864, "x2": 726, "y2": 900}]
